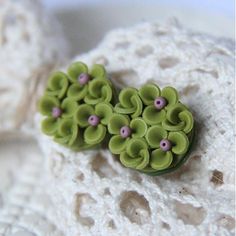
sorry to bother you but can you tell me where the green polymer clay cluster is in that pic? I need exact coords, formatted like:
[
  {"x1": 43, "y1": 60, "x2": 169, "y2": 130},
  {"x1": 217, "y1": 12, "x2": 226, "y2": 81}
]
[
  {"x1": 38, "y1": 61, "x2": 115, "y2": 151},
  {"x1": 108, "y1": 83, "x2": 194, "y2": 175},
  {"x1": 38, "y1": 61, "x2": 194, "y2": 175}
]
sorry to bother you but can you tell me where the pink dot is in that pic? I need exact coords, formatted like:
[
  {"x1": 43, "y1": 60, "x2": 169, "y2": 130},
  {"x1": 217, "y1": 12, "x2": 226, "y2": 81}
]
[
  {"x1": 154, "y1": 97, "x2": 167, "y2": 110},
  {"x1": 52, "y1": 107, "x2": 62, "y2": 118},
  {"x1": 88, "y1": 115, "x2": 100, "y2": 126},
  {"x1": 120, "y1": 126, "x2": 132, "y2": 138},
  {"x1": 78, "y1": 73, "x2": 90, "y2": 85},
  {"x1": 160, "y1": 139, "x2": 172, "y2": 151}
]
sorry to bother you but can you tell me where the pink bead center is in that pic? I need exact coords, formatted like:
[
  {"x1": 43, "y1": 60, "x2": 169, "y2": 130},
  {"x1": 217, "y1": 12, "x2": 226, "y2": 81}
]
[
  {"x1": 154, "y1": 97, "x2": 167, "y2": 110},
  {"x1": 78, "y1": 73, "x2": 90, "y2": 85},
  {"x1": 88, "y1": 115, "x2": 100, "y2": 126},
  {"x1": 120, "y1": 126, "x2": 132, "y2": 138},
  {"x1": 160, "y1": 139, "x2": 172, "y2": 151},
  {"x1": 52, "y1": 107, "x2": 62, "y2": 118}
]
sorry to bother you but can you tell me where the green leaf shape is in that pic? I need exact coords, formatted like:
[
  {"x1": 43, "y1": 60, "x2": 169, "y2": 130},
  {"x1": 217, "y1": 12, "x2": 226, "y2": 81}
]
[
  {"x1": 162, "y1": 119, "x2": 185, "y2": 132},
  {"x1": 84, "y1": 78, "x2": 112, "y2": 105},
  {"x1": 75, "y1": 104, "x2": 94, "y2": 127},
  {"x1": 130, "y1": 118, "x2": 147, "y2": 138},
  {"x1": 71, "y1": 134, "x2": 98, "y2": 151},
  {"x1": 126, "y1": 138, "x2": 148, "y2": 157},
  {"x1": 178, "y1": 110, "x2": 194, "y2": 133},
  {"x1": 142, "y1": 105, "x2": 166, "y2": 125},
  {"x1": 38, "y1": 95, "x2": 60, "y2": 116},
  {"x1": 145, "y1": 125, "x2": 168, "y2": 148},
  {"x1": 120, "y1": 138, "x2": 149, "y2": 170},
  {"x1": 90, "y1": 64, "x2": 106, "y2": 79},
  {"x1": 55, "y1": 119, "x2": 78, "y2": 146},
  {"x1": 95, "y1": 102, "x2": 113, "y2": 125},
  {"x1": 161, "y1": 86, "x2": 179, "y2": 109},
  {"x1": 46, "y1": 72, "x2": 69, "y2": 99},
  {"x1": 168, "y1": 131, "x2": 189, "y2": 155},
  {"x1": 67, "y1": 83, "x2": 88, "y2": 101},
  {"x1": 41, "y1": 117, "x2": 59, "y2": 136},
  {"x1": 150, "y1": 149, "x2": 173, "y2": 170},
  {"x1": 109, "y1": 135, "x2": 129, "y2": 154},
  {"x1": 67, "y1": 61, "x2": 88, "y2": 83},
  {"x1": 61, "y1": 98, "x2": 78, "y2": 118},
  {"x1": 138, "y1": 83, "x2": 161, "y2": 105},
  {"x1": 166, "y1": 103, "x2": 187, "y2": 124},
  {"x1": 108, "y1": 114, "x2": 130, "y2": 135},
  {"x1": 84, "y1": 124, "x2": 106, "y2": 145},
  {"x1": 162, "y1": 103, "x2": 194, "y2": 133},
  {"x1": 114, "y1": 88, "x2": 143, "y2": 118}
]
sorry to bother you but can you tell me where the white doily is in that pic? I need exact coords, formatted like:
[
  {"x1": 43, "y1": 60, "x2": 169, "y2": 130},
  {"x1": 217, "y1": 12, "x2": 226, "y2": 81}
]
[
  {"x1": 0, "y1": 0, "x2": 68, "y2": 138},
  {"x1": 37, "y1": 20, "x2": 235, "y2": 236}
]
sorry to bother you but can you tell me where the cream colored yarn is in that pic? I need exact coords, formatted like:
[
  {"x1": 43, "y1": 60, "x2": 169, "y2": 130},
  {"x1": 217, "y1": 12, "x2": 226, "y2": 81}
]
[
  {"x1": 37, "y1": 20, "x2": 235, "y2": 236},
  {"x1": 0, "y1": 0, "x2": 68, "y2": 138}
]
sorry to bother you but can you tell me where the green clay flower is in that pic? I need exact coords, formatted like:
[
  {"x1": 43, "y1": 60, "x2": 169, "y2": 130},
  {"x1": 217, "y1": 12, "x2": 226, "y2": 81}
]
[
  {"x1": 145, "y1": 125, "x2": 189, "y2": 170},
  {"x1": 139, "y1": 83, "x2": 179, "y2": 125},
  {"x1": 45, "y1": 71, "x2": 69, "y2": 99},
  {"x1": 162, "y1": 103, "x2": 194, "y2": 134},
  {"x1": 120, "y1": 138, "x2": 149, "y2": 170},
  {"x1": 54, "y1": 118, "x2": 79, "y2": 146},
  {"x1": 74, "y1": 102, "x2": 113, "y2": 145},
  {"x1": 114, "y1": 87, "x2": 143, "y2": 118},
  {"x1": 108, "y1": 114, "x2": 147, "y2": 154},
  {"x1": 67, "y1": 61, "x2": 113, "y2": 104},
  {"x1": 38, "y1": 95, "x2": 77, "y2": 136}
]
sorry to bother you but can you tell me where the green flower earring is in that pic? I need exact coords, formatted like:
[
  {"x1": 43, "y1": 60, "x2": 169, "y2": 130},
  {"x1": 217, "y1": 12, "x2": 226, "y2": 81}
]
[
  {"x1": 108, "y1": 83, "x2": 194, "y2": 176},
  {"x1": 38, "y1": 61, "x2": 115, "y2": 151},
  {"x1": 38, "y1": 61, "x2": 195, "y2": 176}
]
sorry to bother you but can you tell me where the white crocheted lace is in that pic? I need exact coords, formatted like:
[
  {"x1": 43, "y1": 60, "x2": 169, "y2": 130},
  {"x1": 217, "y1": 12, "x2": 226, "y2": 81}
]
[
  {"x1": 0, "y1": 0, "x2": 68, "y2": 137},
  {"x1": 37, "y1": 20, "x2": 235, "y2": 236}
]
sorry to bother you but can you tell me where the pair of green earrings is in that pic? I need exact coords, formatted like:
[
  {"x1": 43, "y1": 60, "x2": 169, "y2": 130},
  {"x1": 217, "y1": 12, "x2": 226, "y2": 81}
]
[{"x1": 38, "y1": 61, "x2": 195, "y2": 176}]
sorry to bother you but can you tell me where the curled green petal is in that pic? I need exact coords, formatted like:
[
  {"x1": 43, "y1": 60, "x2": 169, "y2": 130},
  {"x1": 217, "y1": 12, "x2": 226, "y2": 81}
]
[
  {"x1": 71, "y1": 134, "x2": 97, "y2": 151},
  {"x1": 130, "y1": 118, "x2": 147, "y2": 138},
  {"x1": 130, "y1": 94, "x2": 143, "y2": 118},
  {"x1": 166, "y1": 103, "x2": 187, "y2": 124},
  {"x1": 46, "y1": 72, "x2": 69, "y2": 99},
  {"x1": 67, "y1": 83, "x2": 88, "y2": 101},
  {"x1": 57, "y1": 119, "x2": 78, "y2": 146},
  {"x1": 150, "y1": 149, "x2": 173, "y2": 170},
  {"x1": 54, "y1": 135, "x2": 70, "y2": 145},
  {"x1": 139, "y1": 83, "x2": 160, "y2": 105},
  {"x1": 178, "y1": 110, "x2": 194, "y2": 133},
  {"x1": 119, "y1": 87, "x2": 137, "y2": 108},
  {"x1": 85, "y1": 78, "x2": 112, "y2": 104},
  {"x1": 161, "y1": 86, "x2": 179, "y2": 108},
  {"x1": 114, "y1": 88, "x2": 143, "y2": 117},
  {"x1": 38, "y1": 95, "x2": 60, "y2": 116},
  {"x1": 168, "y1": 131, "x2": 189, "y2": 155},
  {"x1": 120, "y1": 149, "x2": 149, "y2": 170},
  {"x1": 75, "y1": 104, "x2": 94, "y2": 127},
  {"x1": 145, "y1": 125, "x2": 168, "y2": 148},
  {"x1": 95, "y1": 102, "x2": 113, "y2": 125},
  {"x1": 67, "y1": 61, "x2": 88, "y2": 83},
  {"x1": 120, "y1": 152, "x2": 143, "y2": 169},
  {"x1": 162, "y1": 119, "x2": 185, "y2": 132},
  {"x1": 108, "y1": 114, "x2": 130, "y2": 135},
  {"x1": 109, "y1": 135, "x2": 129, "y2": 154},
  {"x1": 142, "y1": 105, "x2": 166, "y2": 125},
  {"x1": 114, "y1": 103, "x2": 136, "y2": 114},
  {"x1": 84, "y1": 124, "x2": 106, "y2": 145},
  {"x1": 90, "y1": 64, "x2": 106, "y2": 79},
  {"x1": 126, "y1": 138, "x2": 148, "y2": 158},
  {"x1": 41, "y1": 117, "x2": 59, "y2": 135},
  {"x1": 136, "y1": 149, "x2": 150, "y2": 170},
  {"x1": 61, "y1": 98, "x2": 78, "y2": 118}
]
